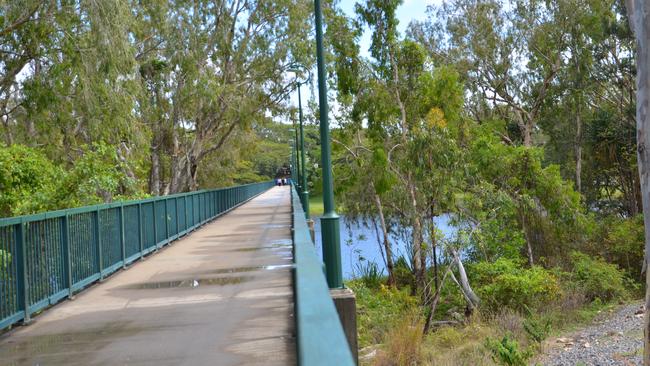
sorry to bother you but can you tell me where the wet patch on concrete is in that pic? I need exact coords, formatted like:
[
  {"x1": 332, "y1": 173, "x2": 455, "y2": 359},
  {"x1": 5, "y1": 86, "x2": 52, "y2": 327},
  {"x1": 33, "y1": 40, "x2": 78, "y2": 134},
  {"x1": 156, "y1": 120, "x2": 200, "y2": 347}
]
[
  {"x1": 126, "y1": 276, "x2": 251, "y2": 289},
  {"x1": 207, "y1": 264, "x2": 294, "y2": 274},
  {"x1": 261, "y1": 224, "x2": 291, "y2": 229},
  {"x1": 0, "y1": 321, "x2": 143, "y2": 364}
]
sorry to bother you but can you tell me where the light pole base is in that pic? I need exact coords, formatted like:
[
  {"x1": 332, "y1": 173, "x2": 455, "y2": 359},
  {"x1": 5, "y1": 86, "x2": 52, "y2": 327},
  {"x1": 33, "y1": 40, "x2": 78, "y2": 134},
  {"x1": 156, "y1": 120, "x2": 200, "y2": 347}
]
[
  {"x1": 301, "y1": 190, "x2": 310, "y2": 219},
  {"x1": 321, "y1": 212, "x2": 343, "y2": 289}
]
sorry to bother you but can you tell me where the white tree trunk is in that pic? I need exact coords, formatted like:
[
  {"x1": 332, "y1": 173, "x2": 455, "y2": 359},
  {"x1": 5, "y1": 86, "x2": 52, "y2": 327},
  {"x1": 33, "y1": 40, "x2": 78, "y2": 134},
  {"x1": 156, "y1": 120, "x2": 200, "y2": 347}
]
[{"x1": 626, "y1": 1, "x2": 650, "y2": 364}]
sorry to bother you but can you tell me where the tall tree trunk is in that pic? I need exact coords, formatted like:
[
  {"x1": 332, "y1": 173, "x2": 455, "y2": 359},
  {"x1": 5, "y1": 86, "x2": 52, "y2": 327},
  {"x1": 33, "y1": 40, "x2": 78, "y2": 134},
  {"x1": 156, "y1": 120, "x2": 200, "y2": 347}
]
[
  {"x1": 520, "y1": 209, "x2": 535, "y2": 266},
  {"x1": 149, "y1": 138, "x2": 161, "y2": 195},
  {"x1": 372, "y1": 190, "x2": 396, "y2": 286},
  {"x1": 408, "y1": 177, "x2": 424, "y2": 290},
  {"x1": 575, "y1": 108, "x2": 583, "y2": 193},
  {"x1": 626, "y1": 1, "x2": 650, "y2": 364}
]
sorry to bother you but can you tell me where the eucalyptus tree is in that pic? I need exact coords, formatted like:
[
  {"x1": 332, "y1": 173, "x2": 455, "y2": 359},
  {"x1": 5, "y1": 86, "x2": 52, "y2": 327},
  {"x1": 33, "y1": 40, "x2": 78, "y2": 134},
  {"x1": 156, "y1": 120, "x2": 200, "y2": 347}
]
[
  {"x1": 331, "y1": 0, "x2": 472, "y2": 299},
  {"x1": 132, "y1": 0, "x2": 313, "y2": 194},
  {"x1": 625, "y1": 0, "x2": 650, "y2": 363},
  {"x1": 413, "y1": 0, "x2": 564, "y2": 147}
]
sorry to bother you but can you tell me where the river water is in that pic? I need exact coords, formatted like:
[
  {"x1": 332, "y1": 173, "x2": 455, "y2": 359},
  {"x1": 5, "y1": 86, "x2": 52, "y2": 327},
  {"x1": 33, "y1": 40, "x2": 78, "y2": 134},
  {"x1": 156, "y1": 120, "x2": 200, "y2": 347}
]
[{"x1": 312, "y1": 215, "x2": 455, "y2": 279}]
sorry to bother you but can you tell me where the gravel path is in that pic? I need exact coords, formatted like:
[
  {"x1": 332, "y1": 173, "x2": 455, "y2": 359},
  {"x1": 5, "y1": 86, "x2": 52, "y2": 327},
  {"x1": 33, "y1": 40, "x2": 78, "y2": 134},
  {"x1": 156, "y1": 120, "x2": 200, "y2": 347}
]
[{"x1": 538, "y1": 302, "x2": 644, "y2": 366}]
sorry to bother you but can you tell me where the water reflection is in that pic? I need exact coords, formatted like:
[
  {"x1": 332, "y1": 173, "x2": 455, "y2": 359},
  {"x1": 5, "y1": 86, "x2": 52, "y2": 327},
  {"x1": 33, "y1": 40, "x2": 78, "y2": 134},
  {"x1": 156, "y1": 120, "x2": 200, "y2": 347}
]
[{"x1": 313, "y1": 215, "x2": 454, "y2": 279}]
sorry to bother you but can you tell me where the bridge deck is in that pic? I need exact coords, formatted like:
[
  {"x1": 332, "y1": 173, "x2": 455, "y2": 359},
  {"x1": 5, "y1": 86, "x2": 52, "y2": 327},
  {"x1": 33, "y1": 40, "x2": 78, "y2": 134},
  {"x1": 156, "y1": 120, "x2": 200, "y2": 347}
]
[{"x1": 0, "y1": 186, "x2": 294, "y2": 366}]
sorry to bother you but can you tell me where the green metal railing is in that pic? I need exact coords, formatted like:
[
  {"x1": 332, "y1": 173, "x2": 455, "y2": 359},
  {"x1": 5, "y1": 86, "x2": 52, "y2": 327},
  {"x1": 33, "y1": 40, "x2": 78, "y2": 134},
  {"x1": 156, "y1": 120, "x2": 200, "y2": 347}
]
[
  {"x1": 291, "y1": 185, "x2": 354, "y2": 365},
  {"x1": 0, "y1": 181, "x2": 274, "y2": 329}
]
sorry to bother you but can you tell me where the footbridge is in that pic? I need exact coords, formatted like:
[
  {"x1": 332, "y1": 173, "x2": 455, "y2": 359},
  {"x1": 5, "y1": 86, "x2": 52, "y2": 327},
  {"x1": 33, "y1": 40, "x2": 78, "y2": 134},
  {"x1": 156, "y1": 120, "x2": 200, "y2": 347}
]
[{"x1": 0, "y1": 183, "x2": 354, "y2": 365}]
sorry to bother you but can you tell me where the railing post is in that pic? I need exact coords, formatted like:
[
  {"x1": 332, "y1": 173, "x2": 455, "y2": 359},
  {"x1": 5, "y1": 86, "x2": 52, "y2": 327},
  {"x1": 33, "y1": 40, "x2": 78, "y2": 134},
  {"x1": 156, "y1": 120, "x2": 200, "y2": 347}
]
[
  {"x1": 120, "y1": 204, "x2": 126, "y2": 268},
  {"x1": 153, "y1": 202, "x2": 159, "y2": 252},
  {"x1": 184, "y1": 195, "x2": 188, "y2": 232},
  {"x1": 164, "y1": 198, "x2": 169, "y2": 245},
  {"x1": 94, "y1": 209, "x2": 103, "y2": 281},
  {"x1": 175, "y1": 198, "x2": 180, "y2": 235},
  {"x1": 61, "y1": 214, "x2": 73, "y2": 298},
  {"x1": 138, "y1": 203, "x2": 144, "y2": 259},
  {"x1": 15, "y1": 221, "x2": 30, "y2": 323}
]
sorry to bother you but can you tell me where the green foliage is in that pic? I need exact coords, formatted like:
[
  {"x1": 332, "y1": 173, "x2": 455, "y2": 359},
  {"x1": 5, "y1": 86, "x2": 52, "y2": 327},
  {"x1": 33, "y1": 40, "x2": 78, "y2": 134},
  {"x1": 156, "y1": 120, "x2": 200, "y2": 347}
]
[
  {"x1": 347, "y1": 279, "x2": 419, "y2": 348},
  {"x1": 353, "y1": 261, "x2": 384, "y2": 288},
  {"x1": 485, "y1": 335, "x2": 532, "y2": 366},
  {"x1": 570, "y1": 251, "x2": 630, "y2": 302},
  {"x1": 0, "y1": 144, "x2": 62, "y2": 216},
  {"x1": 592, "y1": 215, "x2": 645, "y2": 279},
  {"x1": 472, "y1": 258, "x2": 562, "y2": 312},
  {"x1": 393, "y1": 255, "x2": 415, "y2": 288},
  {"x1": 522, "y1": 314, "x2": 551, "y2": 344},
  {"x1": 60, "y1": 143, "x2": 142, "y2": 206}
]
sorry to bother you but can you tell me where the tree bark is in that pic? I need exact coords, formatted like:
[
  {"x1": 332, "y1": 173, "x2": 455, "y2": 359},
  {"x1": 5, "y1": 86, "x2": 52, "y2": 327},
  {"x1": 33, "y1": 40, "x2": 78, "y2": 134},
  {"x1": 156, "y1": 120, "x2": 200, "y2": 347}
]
[
  {"x1": 450, "y1": 250, "x2": 481, "y2": 311},
  {"x1": 575, "y1": 108, "x2": 583, "y2": 193},
  {"x1": 626, "y1": 1, "x2": 650, "y2": 364},
  {"x1": 408, "y1": 177, "x2": 425, "y2": 290},
  {"x1": 149, "y1": 139, "x2": 161, "y2": 195},
  {"x1": 373, "y1": 190, "x2": 396, "y2": 286}
]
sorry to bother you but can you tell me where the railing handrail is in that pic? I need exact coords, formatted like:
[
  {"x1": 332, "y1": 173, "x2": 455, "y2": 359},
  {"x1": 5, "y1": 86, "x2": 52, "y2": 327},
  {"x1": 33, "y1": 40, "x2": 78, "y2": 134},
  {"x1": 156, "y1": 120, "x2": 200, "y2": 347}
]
[
  {"x1": 0, "y1": 180, "x2": 274, "y2": 330},
  {"x1": 291, "y1": 185, "x2": 355, "y2": 365}
]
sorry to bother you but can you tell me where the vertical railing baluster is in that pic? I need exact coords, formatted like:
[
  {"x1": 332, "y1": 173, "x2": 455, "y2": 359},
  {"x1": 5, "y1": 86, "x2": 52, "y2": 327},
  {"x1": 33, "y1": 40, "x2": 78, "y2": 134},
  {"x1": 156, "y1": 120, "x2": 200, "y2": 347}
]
[
  {"x1": 153, "y1": 201, "x2": 159, "y2": 252},
  {"x1": 184, "y1": 195, "x2": 188, "y2": 232},
  {"x1": 138, "y1": 203, "x2": 143, "y2": 259},
  {"x1": 164, "y1": 198, "x2": 169, "y2": 245}
]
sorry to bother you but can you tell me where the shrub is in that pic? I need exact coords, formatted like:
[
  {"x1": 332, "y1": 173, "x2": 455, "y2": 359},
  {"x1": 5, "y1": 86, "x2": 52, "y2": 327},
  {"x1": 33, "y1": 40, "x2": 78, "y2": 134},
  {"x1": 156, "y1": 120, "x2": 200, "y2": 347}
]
[
  {"x1": 347, "y1": 280, "x2": 418, "y2": 348},
  {"x1": 472, "y1": 258, "x2": 562, "y2": 312},
  {"x1": 485, "y1": 335, "x2": 532, "y2": 366},
  {"x1": 600, "y1": 215, "x2": 645, "y2": 280},
  {"x1": 570, "y1": 251, "x2": 630, "y2": 302},
  {"x1": 0, "y1": 144, "x2": 61, "y2": 216},
  {"x1": 393, "y1": 255, "x2": 415, "y2": 289},
  {"x1": 354, "y1": 261, "x2": 384, "y2": 288}
]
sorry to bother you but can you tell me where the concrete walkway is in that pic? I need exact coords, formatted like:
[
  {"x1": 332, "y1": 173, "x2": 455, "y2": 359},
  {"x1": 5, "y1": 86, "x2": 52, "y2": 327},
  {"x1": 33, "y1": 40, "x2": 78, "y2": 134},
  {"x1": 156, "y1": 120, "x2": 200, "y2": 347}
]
[{"x1": 0, "y1": 186, "x2": 295, "y2": 366}]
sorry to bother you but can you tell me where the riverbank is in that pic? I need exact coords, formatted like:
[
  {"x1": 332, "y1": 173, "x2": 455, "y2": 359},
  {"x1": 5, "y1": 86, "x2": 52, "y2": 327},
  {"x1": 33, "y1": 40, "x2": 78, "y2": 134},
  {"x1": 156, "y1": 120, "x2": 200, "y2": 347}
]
[{"x1": 350, "y1": 277, "x2": 640, "y2": 366}]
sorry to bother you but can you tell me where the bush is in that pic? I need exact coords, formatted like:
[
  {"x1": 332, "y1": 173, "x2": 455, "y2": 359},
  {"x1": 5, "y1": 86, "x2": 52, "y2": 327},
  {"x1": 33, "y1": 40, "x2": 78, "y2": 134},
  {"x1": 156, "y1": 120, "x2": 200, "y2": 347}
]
[
  {"x1": 0, "y1": 144, "x2": 61, "y2": 216},
  {"x1": 600, "y1": 215, "x2": 645, "y2": 280},
  {"x1": 354, "y1": 261, "x2": 384, "y2": 288},
  {"x1": 485, "y1": 335, "x2": 532, "y2": 366},
  {"x1": 347, "y1": 280, "x2": 418, "y2": 348},
  {"x1": 393, "y1": 255, "x2": 415, "y2": 289},
  {"x1": 570, "y1": 252, "x2": 630, "y2": 302},
  {"x1": 472, "y1": 258, "x2": 562, "y2": 312}
]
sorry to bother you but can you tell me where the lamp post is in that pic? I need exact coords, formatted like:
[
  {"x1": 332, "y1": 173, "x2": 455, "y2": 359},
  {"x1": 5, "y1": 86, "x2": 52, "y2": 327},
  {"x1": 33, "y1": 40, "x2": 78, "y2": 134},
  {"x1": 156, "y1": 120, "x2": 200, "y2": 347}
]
[
  {"x1": 288, "y1": 65, "x2": 311, "y2": 219},
  {"x1": 313, "y1": 0, "x2": 342, "y2": 289},
  {"x1": 293, "y1": 125, "x2": 301, "y2": 191},
  {"x1": 289, "y1": 128, "x2": 297, "y2": 185}
]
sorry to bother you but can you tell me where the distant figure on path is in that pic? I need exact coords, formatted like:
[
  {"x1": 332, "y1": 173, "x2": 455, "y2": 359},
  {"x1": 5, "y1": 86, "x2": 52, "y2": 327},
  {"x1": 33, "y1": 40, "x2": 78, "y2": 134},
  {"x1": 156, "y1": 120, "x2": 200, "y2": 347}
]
[
  {"x1": 276, "y1": 178, "x2": 282, "y2": 186},
  {"x1": 282, "y1": 178, "x2": 287, "y2": 186}
]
